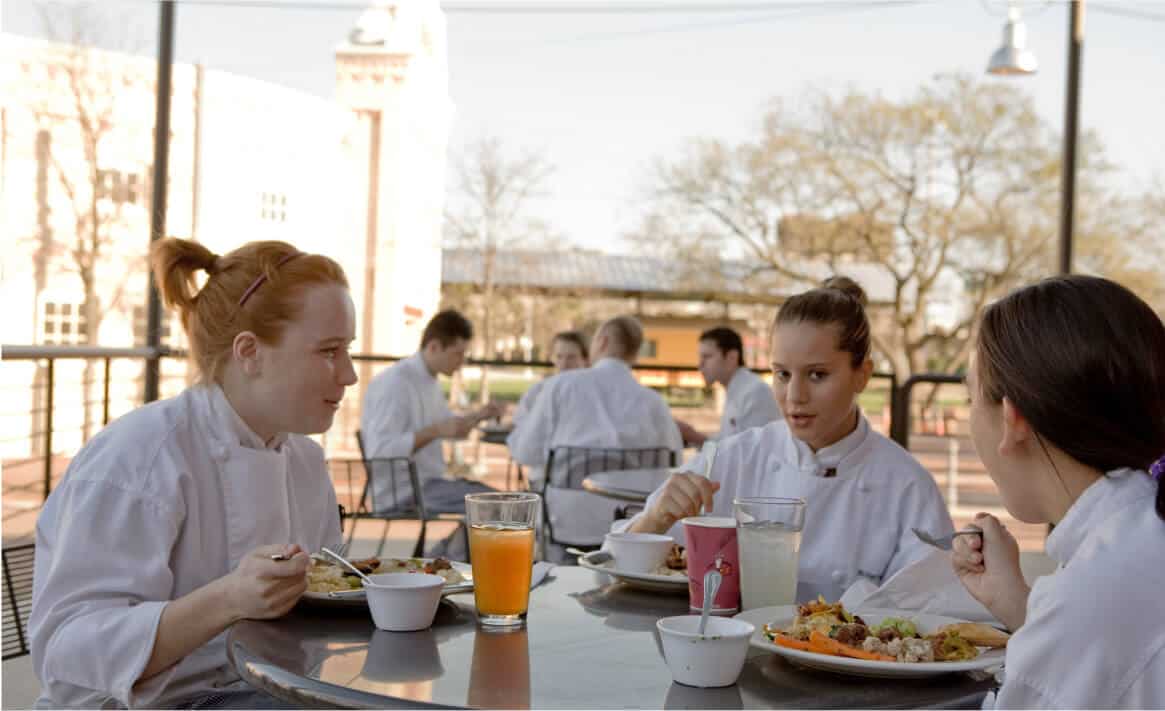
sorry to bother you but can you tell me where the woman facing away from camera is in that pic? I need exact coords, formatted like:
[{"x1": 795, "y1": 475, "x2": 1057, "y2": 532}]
[
  {"x1": 953, "y1": 275, "x2": 1165, "y2": 709},
  {"x1": 29, "y1": 238, "x2": 358, "y2": 708},
  {"x1": 623, "y1": 277, "x2": 953, "y2": 598}
]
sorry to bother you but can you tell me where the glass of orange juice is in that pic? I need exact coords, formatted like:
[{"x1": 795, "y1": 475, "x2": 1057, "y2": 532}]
[{"x1": 465, "y1": 492, "x2": 539, "y2": 627}]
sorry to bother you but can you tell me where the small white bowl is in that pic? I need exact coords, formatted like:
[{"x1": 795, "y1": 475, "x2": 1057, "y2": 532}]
[
  {"x1": 363, "y1": 573, "x2": 445, "y2": 632},
  {"x1": 604, "y1": 532, "x2": 674, "y2": 573},
  {"x1": 657, "y1": 615, "x2": 754, "y2": 688}
]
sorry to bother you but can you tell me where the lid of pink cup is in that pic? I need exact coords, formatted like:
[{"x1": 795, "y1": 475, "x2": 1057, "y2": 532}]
[{"x1": 681, "y1": 516, "x2": 736, "y2": 528}]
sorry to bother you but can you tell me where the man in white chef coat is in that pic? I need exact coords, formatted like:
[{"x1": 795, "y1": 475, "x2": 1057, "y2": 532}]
[
  {"x1": 509, "y1": 315, "x2": 683, "y2": 560},
  {"x1": 360, "y1": 310, "x2": 502, "y2": 556},
  {"x1": 674, "y1": 326, "x2": 781, "y2": 446}
]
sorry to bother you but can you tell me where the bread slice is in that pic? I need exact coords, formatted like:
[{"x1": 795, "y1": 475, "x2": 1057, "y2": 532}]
[{"x1": 937, "y1": 622, "x2": 1010, "y2": 648}]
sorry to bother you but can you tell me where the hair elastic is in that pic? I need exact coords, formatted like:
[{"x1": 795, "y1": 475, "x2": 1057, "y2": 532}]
[{"x1": 237, "y1": 252, "x2": 303, "y2": 307}]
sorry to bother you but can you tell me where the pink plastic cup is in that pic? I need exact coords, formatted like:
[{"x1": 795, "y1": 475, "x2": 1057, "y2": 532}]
[{"x1": 682, "y1": 516, "x2": 740, "y2": 615}]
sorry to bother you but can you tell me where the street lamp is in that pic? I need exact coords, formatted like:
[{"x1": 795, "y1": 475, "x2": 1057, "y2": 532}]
[
  {"x1": 986, "y1": 0, "x2": 1084, "y2": 275},
  {"x1": 987, "y1": 3, "x2": 1038, "y2": 75}
]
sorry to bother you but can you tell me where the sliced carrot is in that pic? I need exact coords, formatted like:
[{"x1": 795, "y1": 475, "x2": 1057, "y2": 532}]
[
  {"x1": 772, "y1": 634, "x2": 812, "y2": 652},
  {"x1": 807, "y1": 630, "x2": 895, "y2": 662},
  {"x1": 837, "y1": 645, "x2": 896, "y2": 662},
  {"x1": 808, "y1": 631, "x2": 844, "y2": 656}
]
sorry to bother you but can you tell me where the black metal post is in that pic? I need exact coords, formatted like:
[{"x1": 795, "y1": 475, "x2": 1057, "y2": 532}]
[
  {"x1": 1059, "y1": 0, "x2": 1084, "y2": 275},
  {"x1": 144, "y1": 0, "x2": 176, "y2": 403},
  {"x1": 103, "y1": 356, "x2": 112, "y2": 425},
  {"x1": 43, "y1": 359, "x2": 54, "y2": 500}
]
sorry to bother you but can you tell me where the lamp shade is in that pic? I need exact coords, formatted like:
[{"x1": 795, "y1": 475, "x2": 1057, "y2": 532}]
[{"x1": 987, "y1": 6, "x2": 1038, "y2": 75}]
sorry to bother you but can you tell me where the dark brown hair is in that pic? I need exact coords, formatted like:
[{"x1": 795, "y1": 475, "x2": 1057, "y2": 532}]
[
  {"x1": 421, "y1": 309, "x2": 473, "y2": 348},
  {"x1": 774, "y1": 276, "x2": 871, "y2": 368},
  {"x1": 552, "y1": 330, "x2": 589, "y2": 361},
  {"x1": 150, "y1": 238, "x2": 348, "y2": 382},
  {"x1": 700, "y1": 326, "x2": 744, "y2": 367},
  {"x1": 976, "y1": 275, "x2": 1165, "y2": 520}
]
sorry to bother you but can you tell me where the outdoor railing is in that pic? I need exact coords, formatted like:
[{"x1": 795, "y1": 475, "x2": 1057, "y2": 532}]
[{"x1": 5, "y1": 344, "x2": 1022, "y2": 545}]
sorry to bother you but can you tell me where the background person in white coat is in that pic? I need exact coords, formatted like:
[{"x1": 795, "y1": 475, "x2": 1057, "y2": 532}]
[
  {"x1": 509, "y1": 315, "x2": 684, "y2": 561},
  {"x1": 359, "y1": 310, "x2": 501, "y2": 556},
  {"x1": 674, "y1": 326, "x2": 782, "y2": 446},
  {"x1": 30, "y1": 238, "x2": 358, "y2": 709},
  {"x1": 624, "y1": 277, "x2": 953, "y2": 599},
  {"x1": 511, "y1": 330, "x2": 589, "y2": 426},
  {"x1": 953, "y1": 275, "x2": 1165, "y2": 709}
]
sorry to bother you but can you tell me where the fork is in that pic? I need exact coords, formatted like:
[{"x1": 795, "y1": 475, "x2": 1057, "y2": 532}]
[{"x1": 912, "y1": 526, "x2": 982, "y2": 551}]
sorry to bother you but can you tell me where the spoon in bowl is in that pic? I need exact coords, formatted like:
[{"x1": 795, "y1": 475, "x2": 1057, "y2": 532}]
[{"x1": 698, "y1": 567, "x2": 723, "y2": 636}]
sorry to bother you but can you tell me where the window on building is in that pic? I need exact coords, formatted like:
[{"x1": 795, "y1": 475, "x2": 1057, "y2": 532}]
[
  {"x1": 260, "y1": 192, "x2": 287, "y2": 223},
  {"x1": 96, "y1": 169, "x2": 144, "y2": 205},
  {"x1": 41, "y1": 300, "x2": 88, "y2": 345},
  {"x1": 133, "y1": 305, "x2": 173, "y2": 347}
]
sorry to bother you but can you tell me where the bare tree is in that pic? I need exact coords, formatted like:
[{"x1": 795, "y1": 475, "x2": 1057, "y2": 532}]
[
  {"x1": 444, "y1": 136, "x2": 556, "y2": 401},
  {"x1": 33, "y1": 2, "x2": 147, "y2": 438},
  {"x1": 632, "y1": 74, "x2": 1126, "y2": 378}
]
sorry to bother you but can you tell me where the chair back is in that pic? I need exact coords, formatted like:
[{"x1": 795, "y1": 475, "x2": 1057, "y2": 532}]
[
  {"x1": 540, "y1": 446, "x2": 676, "y2": 548},
  {"x1": 543, "y1": 446, "x2": 675, "y2": 492},
  {"x1": 356, "y1": 430, "x2": 425, "y2": 519},
  {"x1": 2, "y1": 543, "x2": 35, "y2": 660}
]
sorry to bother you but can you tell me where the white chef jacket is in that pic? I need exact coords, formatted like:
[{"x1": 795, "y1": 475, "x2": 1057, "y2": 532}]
[
  {"x1": 509, "y1": 357, "x2": 684, "y2": 546},
  {"x1": 618, "y1": 414, "x2": 953, "y2": 598},
  {"x1": 511, "y1": 377, "x2": 550, "y2": 427},
  {"x1": 987, "y1": 468, "x2": 1165, "y2": 709},
  {"x1": 360, "y1": 353, "x2": 452, "y2": 509},
  {"x1": 30, "y1": 384, "x2": 341, "y2": 709},
  {"x1": 717, "y1": 367, "x2": 782, "y2": 440}
]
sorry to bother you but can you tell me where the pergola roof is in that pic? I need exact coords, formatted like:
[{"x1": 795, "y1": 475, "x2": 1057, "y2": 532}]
[{"x1": 442, "y1": 248, "x2": 895, "y2": 305}]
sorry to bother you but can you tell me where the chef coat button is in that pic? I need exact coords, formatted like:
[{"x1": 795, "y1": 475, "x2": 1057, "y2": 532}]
[{"x1": 831, "y1": 569, "x2": 845, "y2": 583}]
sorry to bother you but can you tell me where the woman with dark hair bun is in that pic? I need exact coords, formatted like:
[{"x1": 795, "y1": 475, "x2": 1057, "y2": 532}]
[
  {"x1": 954, "y1": 274, "x2": 1165, "y2": 708},
  {"x1": 30, "y1": 238, "x2": 358, "y2": 708},
  {"x1": 623, "y1": 276, "x2": 954, "y2": 599}
]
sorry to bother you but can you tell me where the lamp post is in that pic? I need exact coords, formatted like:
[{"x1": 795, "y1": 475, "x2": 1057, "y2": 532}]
[
  {"x1": 144, "y1": 0, "x2": 176, "y2": 403},
  {"x1": 987, "y1": 0, "x2": 1083, "y2": 275}
]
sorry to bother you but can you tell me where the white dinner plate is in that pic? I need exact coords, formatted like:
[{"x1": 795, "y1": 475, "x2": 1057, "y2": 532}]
[
  {"x1": 577, "y1": 551, "x2": 689, "y2": 594},
  {"x1": 735, "y1": 606, "x2": 1006, "y2": 679},
  {"x1": 301, "y1": 560, "x2": 474, "y2": 609}
]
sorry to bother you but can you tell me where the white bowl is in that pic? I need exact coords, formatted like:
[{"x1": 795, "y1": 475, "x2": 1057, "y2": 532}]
[
  {"x1": 363, "y1": 573, "x2": 445, "y2": 632},
  {"x1": 604, "y1": 532, "x2": 674, "y2": 574},
  {"x1": 657, "y1": 615, "x2": 754, "y2": 688}
]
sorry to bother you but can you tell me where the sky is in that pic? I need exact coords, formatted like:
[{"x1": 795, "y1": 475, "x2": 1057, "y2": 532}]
[{"x1": 4, "y1": 0, "x2": 1164, "y2": 255}]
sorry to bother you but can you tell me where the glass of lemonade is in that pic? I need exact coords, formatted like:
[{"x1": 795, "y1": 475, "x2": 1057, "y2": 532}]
[
  {"x1": 733, "y1": 497, "x2": 806, "y2": 610},
  {"x1": 465, "y1": 492, "x2": 539, "y2": 627}
]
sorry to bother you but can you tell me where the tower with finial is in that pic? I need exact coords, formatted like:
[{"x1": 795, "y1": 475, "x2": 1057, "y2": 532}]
[{"x1": 336, "y1": 0, "x2": 452, "y2": 359}]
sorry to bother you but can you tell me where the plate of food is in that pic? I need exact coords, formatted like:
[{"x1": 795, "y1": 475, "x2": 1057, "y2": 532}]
[
  {"x1": 577, "y1": 544, "x2": 689, "y2": 594},
  {"x1": 735, "y1": 597, "x2": 1008, "y2": 678},
  {"x1": 303, "y1": 556, "x2": 474, "y2": 608}
]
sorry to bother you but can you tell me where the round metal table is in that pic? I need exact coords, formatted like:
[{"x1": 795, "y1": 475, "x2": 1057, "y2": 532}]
[
  {"x1": 581, "y1": 468, "x2": 673, "y2": 502},
  {"x1": 228, "y1": 568, "x2": 992, "y2": 709},
  {"x1": 478, "y1": 425, "x2": 513, "y2": 446}
]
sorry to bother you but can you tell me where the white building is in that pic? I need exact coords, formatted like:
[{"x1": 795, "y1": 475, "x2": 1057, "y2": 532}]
[{"x1": 0, "y1": 1, "x2": 450, "y2": 459}]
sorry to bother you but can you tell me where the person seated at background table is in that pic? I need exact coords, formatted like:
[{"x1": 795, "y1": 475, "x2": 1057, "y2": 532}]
[
  {"x1": 509, "y1": 315, "x2": 683, "y2": 561},
  {"x1": 622, "y1": 277, "x2": 952, "y2": 598},
  {"x1": 951, "y1": 275, "x2": 1165, "y2": 709},
  {"x1": 29, "y1": 238, "x2": 357, "y2": 709},
  {"x1": 673, "y1": 326, "x2": 782, "y2": 447},
  {"x1": 511, "y1": 330, "x2": 589, "y2": 426},
  {"x1": 360, "y1": 309, "x2": 501, "y2": 557}
]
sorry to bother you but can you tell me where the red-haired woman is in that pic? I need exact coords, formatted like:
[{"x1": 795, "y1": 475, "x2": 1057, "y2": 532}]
[{"x1": 30, "y1": 238, "x2": 358, "y2": 708}]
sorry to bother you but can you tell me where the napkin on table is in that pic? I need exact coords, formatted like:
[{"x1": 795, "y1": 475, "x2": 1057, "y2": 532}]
[
  {"x1": 530, "y1": 561, "x2": 555, "y2": 589},
  {"x1": 839, "y1": 549, "x2": 1000, "y2": 623}
]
